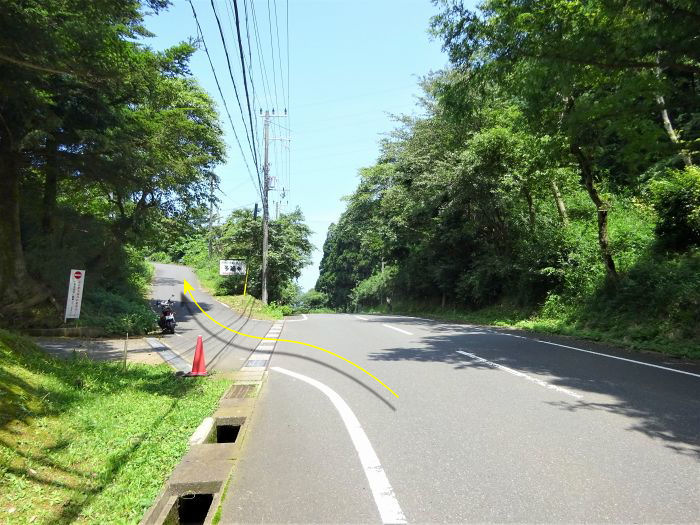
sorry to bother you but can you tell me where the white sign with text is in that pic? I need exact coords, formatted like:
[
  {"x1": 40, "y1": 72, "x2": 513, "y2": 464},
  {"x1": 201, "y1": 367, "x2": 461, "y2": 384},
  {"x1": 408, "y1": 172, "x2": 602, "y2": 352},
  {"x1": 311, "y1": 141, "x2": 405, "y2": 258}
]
[
  {"x1": 65, "y1": 269, "x2": 86, "y2": 320},
  {"x1": 219, "y1": 260, "x2": 246, "y2": 276}
]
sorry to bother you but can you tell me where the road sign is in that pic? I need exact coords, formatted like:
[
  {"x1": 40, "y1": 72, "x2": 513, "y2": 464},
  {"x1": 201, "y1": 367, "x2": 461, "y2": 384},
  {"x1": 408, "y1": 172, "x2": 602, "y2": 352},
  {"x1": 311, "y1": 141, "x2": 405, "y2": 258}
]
[
  {"x1": 219, "y1": 259, "x2": 246, "y2": 276},
  {"x1": 65, "y1": 269, "x2": 85, "y2": 321}
]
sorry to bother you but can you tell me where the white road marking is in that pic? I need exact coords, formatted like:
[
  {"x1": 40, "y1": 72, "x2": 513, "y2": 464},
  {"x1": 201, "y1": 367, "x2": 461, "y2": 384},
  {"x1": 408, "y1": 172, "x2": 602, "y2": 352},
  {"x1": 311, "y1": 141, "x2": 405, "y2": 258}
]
[
  {"x1": 216, "y1": 300, "x2": 230, "y2": 309},
  {"x1": 354, "y1": 315, "x2": 368, "y2": 321},
  {"x1": 174, "y1": 333, "x2": 183, "y2": 337},
  {"x1": 456, "y1": 350, "x2": 583, "y2": 399},
  {"x1": 271, "y1": 367, "x2": 407, "y2": 525},
  {"x1": 382, "y1": 324, "x2": 413, "y2": 336},
  {"x1": 490, "y1": 332, "x2": 700, "y2": 379}
]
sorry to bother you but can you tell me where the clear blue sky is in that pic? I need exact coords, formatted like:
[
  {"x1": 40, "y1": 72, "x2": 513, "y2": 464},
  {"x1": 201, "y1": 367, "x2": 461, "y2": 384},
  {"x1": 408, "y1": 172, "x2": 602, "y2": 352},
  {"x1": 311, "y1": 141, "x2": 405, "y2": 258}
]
[{"x1": 144, "y1": 0, "x2": 449, "y2": 292}]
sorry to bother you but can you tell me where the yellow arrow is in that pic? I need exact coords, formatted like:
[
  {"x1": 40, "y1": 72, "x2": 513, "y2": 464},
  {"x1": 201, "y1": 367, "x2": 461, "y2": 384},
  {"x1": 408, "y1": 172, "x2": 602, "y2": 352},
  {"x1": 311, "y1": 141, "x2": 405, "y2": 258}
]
[{"x1": 182, "y1": 280, "x2": 399, "y2": 398}]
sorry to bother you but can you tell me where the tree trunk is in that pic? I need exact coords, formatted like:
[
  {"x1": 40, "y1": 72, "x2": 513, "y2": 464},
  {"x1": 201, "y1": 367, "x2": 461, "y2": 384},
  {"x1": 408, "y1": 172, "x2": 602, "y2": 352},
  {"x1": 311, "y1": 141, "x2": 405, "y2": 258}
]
[
  {"x1": 656, "y1": 94, "x2": 693, "y2": 166},
  {"x1": 0, "y1": 147, "x2": 52, "y2": 318},
  {"x1": 655, "y1": 57, "x2": 692, "y2": 166},
  {"x1": 523, "y1": 186, "x2": 536, "y2": 229},
  {"x1": 550, "y1": 180, "x2": 569, "y2": 225},
  {"x1": 570, "y1": 144, "x2": 617, "y2": 281},
  {"x1": 42, "y1": 138, "x2": 59, "y2": 233}
]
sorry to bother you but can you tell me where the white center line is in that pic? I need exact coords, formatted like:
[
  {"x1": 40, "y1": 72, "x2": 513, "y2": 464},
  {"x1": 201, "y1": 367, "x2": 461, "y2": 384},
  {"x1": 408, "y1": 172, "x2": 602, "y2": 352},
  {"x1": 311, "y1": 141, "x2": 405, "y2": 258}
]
[
  {"x1": 271, "y1": 367, "x2": 407, "y2": 524},
  {"x1": 382, "y1": 324, "x2": 413, "y2": 336},
  {"x1": 354, "y1": 315, "x2": 368, "y2": 321},
  {"x1": 456, "y1": 350, "x2": 583, "y2": 399}
]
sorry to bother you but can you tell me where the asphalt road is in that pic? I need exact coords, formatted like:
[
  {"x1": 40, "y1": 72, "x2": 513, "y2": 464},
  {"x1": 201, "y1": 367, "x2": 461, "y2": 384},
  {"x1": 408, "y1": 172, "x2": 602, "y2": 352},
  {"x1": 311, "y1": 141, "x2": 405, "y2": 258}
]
[
  {"x1": 149, "y1": 263, "x2": 271, "y2": 371},
  {"x1": 221, "y1": 313, "x2": 700, "y2": 523}
]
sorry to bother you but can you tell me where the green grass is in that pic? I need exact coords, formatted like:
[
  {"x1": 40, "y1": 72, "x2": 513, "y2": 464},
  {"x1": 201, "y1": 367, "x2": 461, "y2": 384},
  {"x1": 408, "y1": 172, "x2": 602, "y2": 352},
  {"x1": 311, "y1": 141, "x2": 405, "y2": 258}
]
[
  {"x1": 359, "y1": 301, "x2": 700, "y2": 360},
  {"x1": 0, "y1": 330, "x2": 232, "y2": 524},
  {"x1": 214, "y1": 295, "x2": 284, "y2": 320}
]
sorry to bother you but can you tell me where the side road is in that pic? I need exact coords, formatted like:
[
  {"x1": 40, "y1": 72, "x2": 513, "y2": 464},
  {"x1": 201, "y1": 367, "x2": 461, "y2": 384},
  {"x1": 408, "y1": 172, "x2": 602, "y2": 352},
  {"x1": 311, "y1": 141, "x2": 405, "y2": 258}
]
[{"x1": 149, "y1": 262, "x2": 271, "y2": 371}]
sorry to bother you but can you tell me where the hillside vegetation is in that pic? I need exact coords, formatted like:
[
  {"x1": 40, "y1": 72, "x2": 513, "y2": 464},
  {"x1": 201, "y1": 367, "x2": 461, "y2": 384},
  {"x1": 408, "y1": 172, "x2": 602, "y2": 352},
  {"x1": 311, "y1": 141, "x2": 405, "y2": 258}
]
[
  {"x1": 0, "y1": 1, "x2": 225, "y2": 334},
  {"x1": 316, "y1": 1, "x2": 700, "y2": 358}
]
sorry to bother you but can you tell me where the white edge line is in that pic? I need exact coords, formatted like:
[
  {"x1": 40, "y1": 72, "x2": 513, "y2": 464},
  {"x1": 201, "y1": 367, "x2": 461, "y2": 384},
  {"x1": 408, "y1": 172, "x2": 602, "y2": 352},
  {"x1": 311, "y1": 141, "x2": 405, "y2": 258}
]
[
  {"x1": 354, "y1": 315, "x2": 368, "y2": 321},
  {"x1": 271, "y1": 366, "x2": 407, "y2": 524},
  {"x1": 382, "y1": 324, "x2": 413, "y2": 336},
  {"x1": 490, "y1": 332, "x2": 700, "y2": 379},
  {"x1": 456, "y1": 350, "x2": 583, "y2": 399}
]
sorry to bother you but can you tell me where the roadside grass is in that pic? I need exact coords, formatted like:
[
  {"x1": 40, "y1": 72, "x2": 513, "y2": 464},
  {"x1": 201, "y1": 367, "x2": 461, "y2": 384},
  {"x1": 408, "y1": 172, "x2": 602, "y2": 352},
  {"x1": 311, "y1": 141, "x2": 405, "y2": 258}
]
[
  {"x1": 358, "y1": 302, "x2": 700, "y2": 360},
  {"x1": 213, "y1": 295, "x2": 284, "y2": 320},
  {"x1": 0, "y1": 329, "x2": 232, "y2": 524}
]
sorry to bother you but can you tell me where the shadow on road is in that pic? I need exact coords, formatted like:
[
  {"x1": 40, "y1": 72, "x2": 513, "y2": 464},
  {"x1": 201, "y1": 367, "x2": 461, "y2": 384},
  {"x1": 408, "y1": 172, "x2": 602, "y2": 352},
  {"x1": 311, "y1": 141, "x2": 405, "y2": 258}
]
[{"x1": 366, "y1": 327, "x2": 700, "y2": 460}]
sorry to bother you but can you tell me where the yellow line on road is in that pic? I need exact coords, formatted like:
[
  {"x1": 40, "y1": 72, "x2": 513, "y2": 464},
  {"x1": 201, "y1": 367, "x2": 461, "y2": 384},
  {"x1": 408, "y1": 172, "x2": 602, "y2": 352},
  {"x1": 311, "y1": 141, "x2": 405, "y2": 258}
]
[{"x1": 184, "y1": 284, "x2": 398, "y2": 398}]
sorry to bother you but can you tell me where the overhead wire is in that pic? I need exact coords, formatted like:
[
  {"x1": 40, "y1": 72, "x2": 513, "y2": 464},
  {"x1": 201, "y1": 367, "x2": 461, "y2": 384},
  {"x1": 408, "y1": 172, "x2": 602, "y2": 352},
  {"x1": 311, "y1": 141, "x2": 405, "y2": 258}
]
[
  {"x1": 209, "y1": 0, "x2": 261, "y2": 184},
  {"x1": 187, "y1": 0, "x2": 261, "y2": 201},
  {"x1": 232, "y1": 0, "x2": 261, "y2": 191}
]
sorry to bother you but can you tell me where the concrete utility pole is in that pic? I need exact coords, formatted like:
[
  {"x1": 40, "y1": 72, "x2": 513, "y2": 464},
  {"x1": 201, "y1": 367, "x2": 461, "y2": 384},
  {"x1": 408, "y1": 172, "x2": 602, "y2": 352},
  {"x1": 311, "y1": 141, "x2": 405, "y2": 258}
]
[
  {"x1": 262, "y1": 111, "x2": 270, "y2": 304},
  {"x1": 260, "y1": 109, "x2": 289, "y2": 305},
  {"x1": 208, "y1": 176, "x2": 214, "y2": 257}
]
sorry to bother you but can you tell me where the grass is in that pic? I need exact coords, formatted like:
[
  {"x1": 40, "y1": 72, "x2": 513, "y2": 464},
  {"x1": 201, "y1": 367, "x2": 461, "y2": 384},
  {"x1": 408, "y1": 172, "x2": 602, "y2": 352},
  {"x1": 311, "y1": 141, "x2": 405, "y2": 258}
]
[
  {"x1": 214, "y1": 295, "x2": 284, "y2": 320},
  {"x1": 0, "y1": 329, "x2": 232, "y2": 524},
  {"x1": 358, "y1": 301, "x2": 700, "y2": 360}
]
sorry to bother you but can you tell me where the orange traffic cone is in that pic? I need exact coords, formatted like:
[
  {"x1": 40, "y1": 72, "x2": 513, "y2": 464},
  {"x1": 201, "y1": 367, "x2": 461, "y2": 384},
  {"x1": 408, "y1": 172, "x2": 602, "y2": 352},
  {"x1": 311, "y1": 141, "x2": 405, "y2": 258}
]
[{"x1": 186, "y1": 335, "x2": 207, "y2": 376}]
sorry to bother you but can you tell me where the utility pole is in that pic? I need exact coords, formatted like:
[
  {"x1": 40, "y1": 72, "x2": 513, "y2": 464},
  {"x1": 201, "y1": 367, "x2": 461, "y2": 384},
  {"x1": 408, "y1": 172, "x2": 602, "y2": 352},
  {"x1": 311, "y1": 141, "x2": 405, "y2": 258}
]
[
  {"x1": 259, "y1": 108, "x2": 289, "y2": 305},
  {"x1": 207, "y1": 176, "x2": 214, "y2": 257},
  {"x1": 261, "y1": 111, "x2": 270, "y2": 304}
]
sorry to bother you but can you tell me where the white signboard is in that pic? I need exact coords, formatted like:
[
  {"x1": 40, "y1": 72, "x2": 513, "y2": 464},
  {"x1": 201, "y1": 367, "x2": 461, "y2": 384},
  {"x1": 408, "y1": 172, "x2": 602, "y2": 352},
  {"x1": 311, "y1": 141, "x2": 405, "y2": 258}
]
[
  {"x1": 219, "y1": 259, "x2": 246, "y2": 276},
  {"x1": 65, "y1": 269, "x2": 85, "y2": 321}
]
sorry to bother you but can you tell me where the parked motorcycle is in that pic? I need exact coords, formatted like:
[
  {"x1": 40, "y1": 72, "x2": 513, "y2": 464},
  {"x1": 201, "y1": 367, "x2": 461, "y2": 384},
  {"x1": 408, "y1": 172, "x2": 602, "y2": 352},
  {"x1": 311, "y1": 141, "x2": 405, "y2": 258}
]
[{"x1": 155, "y1": 296, "x2": 176, "y2": 334}]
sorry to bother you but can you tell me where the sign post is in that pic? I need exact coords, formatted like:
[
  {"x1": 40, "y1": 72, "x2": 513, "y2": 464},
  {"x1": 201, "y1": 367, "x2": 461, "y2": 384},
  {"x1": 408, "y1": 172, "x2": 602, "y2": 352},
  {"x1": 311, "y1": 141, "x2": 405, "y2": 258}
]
[{"x1": 64, "y1": 269, "x2": 86, "y2": 322}]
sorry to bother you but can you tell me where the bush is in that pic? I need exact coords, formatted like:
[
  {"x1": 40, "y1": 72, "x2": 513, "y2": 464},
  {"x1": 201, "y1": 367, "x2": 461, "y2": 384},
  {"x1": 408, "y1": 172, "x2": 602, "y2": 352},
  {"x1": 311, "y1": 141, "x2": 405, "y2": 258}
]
[
  {"x1": 351, "y1": 266, "x2": 398, "y2": 307},
  {"x1": 297, "y1": 289, "x2": 329, "y2": 311},
  {"x1": 650, "y1": 166, "x2": 700, "y2": 251},
  {"x1": 147, "y1": 251, "x2": 172, "y2": 263}
]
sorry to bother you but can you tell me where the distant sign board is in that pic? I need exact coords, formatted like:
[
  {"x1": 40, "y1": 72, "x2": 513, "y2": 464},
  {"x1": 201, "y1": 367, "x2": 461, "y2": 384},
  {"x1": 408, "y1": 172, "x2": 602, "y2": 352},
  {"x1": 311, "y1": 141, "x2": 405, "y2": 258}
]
[
  {"x1": 219, "y1": 260, "x2": 246, "y2": 276},
  {"x1": 65, "y1": 269, "x2": 85, "y2": 321}
]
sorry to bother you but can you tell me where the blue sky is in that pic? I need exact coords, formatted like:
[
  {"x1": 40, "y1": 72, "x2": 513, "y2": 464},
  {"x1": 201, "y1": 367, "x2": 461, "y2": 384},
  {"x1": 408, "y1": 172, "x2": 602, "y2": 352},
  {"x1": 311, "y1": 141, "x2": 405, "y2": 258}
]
[{"x1": 144, "y1": 0, "x2": 449, "y2": 291}]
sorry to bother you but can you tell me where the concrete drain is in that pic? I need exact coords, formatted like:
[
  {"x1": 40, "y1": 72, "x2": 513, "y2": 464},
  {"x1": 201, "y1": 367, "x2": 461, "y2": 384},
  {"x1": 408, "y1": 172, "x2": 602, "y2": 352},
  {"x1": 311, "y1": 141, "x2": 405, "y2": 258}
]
[
  {"x1": 226, "y1": 384, "x2": 256, "y2": 398},
  {"x1": 177, "y1": 493, "x2": 213, "y2": 524},
  {"x1": 216, "y1": 424, "x2": 241, "y2": 443}
]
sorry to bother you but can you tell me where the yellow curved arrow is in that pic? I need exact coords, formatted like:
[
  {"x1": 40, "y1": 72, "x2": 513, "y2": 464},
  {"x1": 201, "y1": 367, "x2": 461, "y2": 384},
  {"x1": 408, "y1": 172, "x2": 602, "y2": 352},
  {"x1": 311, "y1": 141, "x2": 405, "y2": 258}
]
[{"x1": 183, "y1": 280, "x2": 399, "y2": 398}]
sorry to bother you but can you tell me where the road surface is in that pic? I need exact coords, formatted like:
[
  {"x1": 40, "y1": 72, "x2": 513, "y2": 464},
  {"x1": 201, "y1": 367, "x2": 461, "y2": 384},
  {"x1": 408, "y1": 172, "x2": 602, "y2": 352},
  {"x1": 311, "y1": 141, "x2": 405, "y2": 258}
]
[
  {"x1": 220, "y1": 313, "x2": 700, "y2": 523},
  {"x1": 149, "y1": 263, "x2": 271, "y2": 370}
]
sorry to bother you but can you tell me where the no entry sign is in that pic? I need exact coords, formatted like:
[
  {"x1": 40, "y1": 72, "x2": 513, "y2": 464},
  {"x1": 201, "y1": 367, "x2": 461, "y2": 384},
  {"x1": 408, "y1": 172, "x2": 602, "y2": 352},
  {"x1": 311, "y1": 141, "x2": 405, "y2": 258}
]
[{"x1": 65, "y1": 269, "x2": 86, "y2": 321}]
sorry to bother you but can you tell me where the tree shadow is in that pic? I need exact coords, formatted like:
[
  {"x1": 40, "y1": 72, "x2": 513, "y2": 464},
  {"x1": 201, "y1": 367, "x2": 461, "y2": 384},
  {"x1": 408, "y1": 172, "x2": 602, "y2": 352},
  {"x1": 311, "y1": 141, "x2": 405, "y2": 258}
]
[{"x1": 366, "y1": 327, "x2": 700, "y2": 459}]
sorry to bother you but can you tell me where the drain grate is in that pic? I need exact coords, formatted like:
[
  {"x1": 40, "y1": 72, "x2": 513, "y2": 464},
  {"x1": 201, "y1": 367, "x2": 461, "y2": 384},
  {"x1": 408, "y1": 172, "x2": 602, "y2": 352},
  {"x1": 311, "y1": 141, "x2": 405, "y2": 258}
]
[{"x1": 226, "y1": 384, "x2": 255, "y2": 398}]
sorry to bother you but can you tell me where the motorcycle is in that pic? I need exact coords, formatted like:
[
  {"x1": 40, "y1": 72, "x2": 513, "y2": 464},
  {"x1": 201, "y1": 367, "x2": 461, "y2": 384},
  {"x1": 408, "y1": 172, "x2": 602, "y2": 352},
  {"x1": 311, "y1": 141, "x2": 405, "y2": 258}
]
[{"x1": 155, "y1": 296, "x2": 177, "y2": 334}]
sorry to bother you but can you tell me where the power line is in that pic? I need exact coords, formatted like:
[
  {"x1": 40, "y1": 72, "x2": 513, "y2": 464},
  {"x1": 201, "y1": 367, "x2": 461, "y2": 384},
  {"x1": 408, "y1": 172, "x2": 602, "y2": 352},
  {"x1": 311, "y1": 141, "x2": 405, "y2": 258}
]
[
  {"x1": 209, "y1": 0, "x2": 261, "y2": 180},
  {"x1": 232, "y1": 0, "x2": 260, "y2": 188},
  {"x1": 250, "y1": 0, "x2": 274, "y2": 110},
  {"x1": 187, "y1": 0, "x2": 261, "y2": 201},
  {"x1": 272, "y1": 0, "x2": 286, "y2": 108},
  {"x1": 266, "y1": 0, "x2": 280, "y2": 106}
]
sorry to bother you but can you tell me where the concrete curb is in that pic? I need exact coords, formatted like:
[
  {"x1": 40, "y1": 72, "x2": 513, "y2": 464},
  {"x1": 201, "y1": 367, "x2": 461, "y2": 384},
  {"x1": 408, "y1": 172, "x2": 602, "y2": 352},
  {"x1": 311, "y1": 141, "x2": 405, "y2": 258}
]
[
  {"x1": 145, "y1": 338, "x2": 191, "y2": 373},
  {"x1": 140, "y1": 371, "x2": 267, "y2": 525}
]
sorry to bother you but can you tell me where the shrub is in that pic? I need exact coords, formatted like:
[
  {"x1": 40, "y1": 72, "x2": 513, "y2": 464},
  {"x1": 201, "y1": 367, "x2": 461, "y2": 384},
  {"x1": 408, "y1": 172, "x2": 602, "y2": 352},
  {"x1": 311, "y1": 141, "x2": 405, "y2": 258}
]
[{"x1": 650, "y1": 166, "x2": 700, "y2": 251}]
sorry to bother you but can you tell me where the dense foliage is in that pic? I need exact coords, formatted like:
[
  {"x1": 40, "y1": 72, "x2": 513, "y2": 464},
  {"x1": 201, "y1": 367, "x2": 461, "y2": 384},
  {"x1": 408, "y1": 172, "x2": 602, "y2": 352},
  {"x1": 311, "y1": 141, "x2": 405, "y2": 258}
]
[
  {"x1": 316, "y1": 0, "x2": 700, "y2": 354},
  {"x1": 176, "y1": 207, "x2": 312, "y2": 306},
  {"x1": 0, "y1": 0, "x2": 224, "y2": 332}
]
